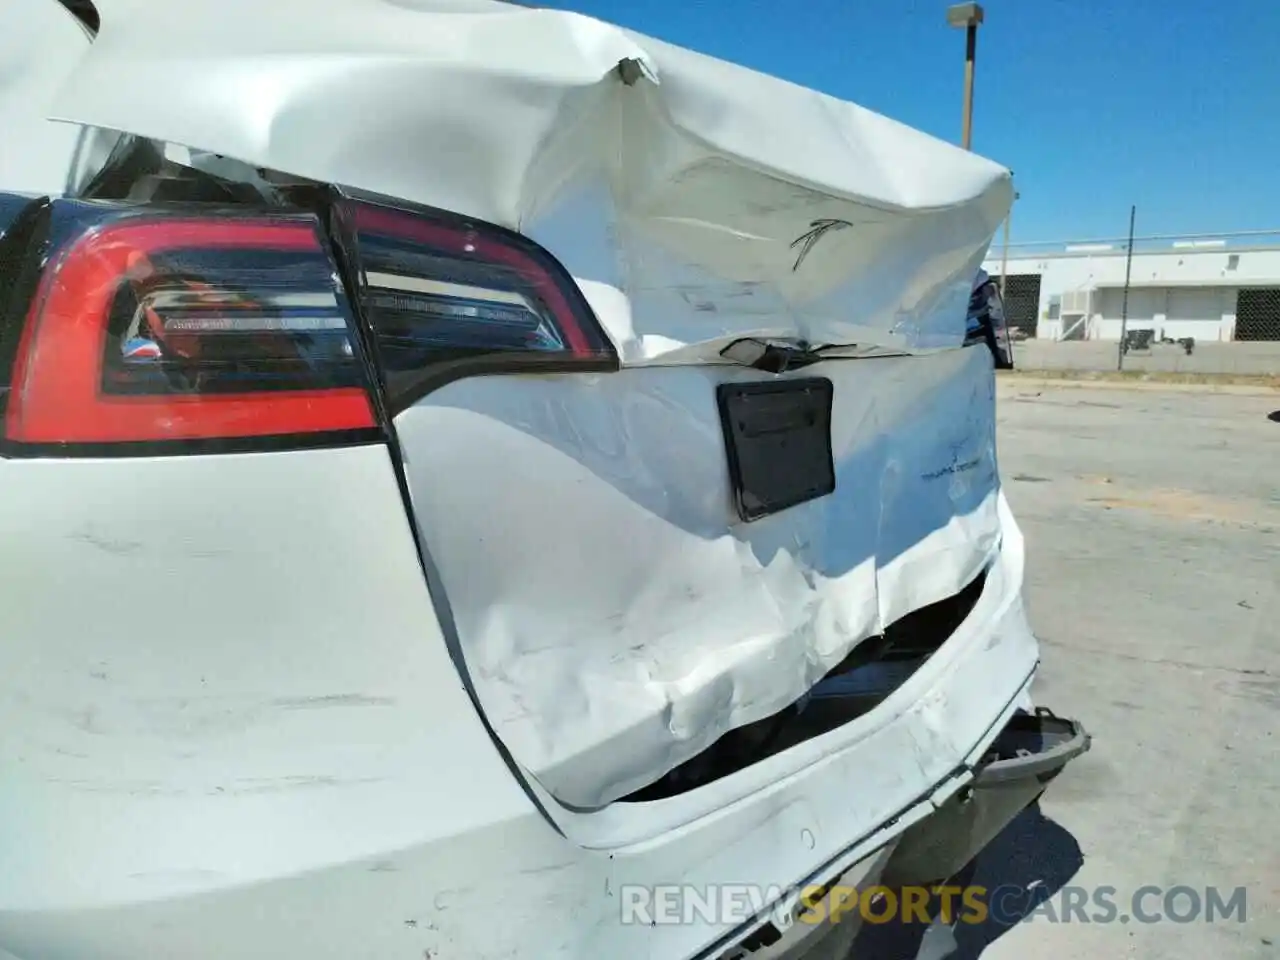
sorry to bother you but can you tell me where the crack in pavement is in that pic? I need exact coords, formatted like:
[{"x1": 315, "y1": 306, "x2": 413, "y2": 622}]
[{"x1": 1041, "y1": 636, "x2": 1274, "y2": 677}]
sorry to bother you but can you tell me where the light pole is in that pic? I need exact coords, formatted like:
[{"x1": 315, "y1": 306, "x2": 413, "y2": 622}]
[
  {"x1": 1117, "y1": 205, "x2": 1137, "y2": 371},
  {"x1": 948, "y1": 4, "x2": 1008, "y2": 300},
  {"x1": 946, "y1": 3, "x2": 984, "y2": 150}
]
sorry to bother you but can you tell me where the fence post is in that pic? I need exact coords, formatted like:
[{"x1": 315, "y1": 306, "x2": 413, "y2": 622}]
[{"x1": 1117, "y1": 205, "x2": 1137, "y2": 371}]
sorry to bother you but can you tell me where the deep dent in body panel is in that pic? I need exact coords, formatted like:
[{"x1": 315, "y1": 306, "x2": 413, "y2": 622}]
[{"x1": 395, "y1": 351, "x2": 1003, "y2": 810}]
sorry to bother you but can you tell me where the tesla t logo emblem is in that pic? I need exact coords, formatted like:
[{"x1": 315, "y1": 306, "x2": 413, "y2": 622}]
[{"x1": 790, "y1": 218, "x2": 853, "y2": 271}]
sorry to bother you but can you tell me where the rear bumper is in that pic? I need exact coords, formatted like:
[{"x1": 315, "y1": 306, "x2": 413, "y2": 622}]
[
  {"x1": 882, "y1": 709, "x2": 1091, "y2": 888},
  {"x1": 736, "y1": 710, "x2": 1090, "y2": 960},
  {"x1": 0, "y1": 491, "x2": 1043, "y2": 960}
]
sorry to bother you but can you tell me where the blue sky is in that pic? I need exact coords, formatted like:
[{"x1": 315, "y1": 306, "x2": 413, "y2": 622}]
[{"x1": 554, "y1": 0, "x2": 1280, "y2": 243}]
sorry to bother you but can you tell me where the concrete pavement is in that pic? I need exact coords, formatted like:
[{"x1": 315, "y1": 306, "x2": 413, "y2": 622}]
[{"x1": 847, "y1": 382, "x2": 1280, "y2": 959}]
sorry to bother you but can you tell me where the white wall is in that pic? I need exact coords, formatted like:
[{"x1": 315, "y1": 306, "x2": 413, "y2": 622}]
[
  {"x1": 1090, "y1": 286, "x2": 1229, "y2": 342},
  {"x1": 983, "y1": 246, "x2": 1280, "y2": 341}
]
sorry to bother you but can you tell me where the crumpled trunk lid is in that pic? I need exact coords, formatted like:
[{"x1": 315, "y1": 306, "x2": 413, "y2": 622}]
[{"x1": 45, "y1": 0, "x2": 1012, "y2": 357}]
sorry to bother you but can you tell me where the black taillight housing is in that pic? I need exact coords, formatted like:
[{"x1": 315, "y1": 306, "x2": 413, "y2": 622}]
[
  {"x1": 0, "y1": 191, "x2": 619, "y2": 453},
  {"x1": 966, "y1": 278, "x2": 1014, "y2": 370},
  {"x1": 334, "y1": 196, "x2": 617, "y2": 412}
]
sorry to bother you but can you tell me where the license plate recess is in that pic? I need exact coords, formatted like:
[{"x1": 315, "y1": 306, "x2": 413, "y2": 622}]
[{"x1": 716, "y1": 377, "x2": 836, "y2": 522}]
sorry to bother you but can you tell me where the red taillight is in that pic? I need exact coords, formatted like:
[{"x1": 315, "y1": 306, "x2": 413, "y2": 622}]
[{"x1": 4, "y1": 211, "x2": 376, "y2": 446}]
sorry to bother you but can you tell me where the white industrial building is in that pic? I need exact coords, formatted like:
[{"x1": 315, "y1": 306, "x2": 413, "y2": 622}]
[{"x1": 982, "y1": 233, "x2": 1280, "y2": 343}]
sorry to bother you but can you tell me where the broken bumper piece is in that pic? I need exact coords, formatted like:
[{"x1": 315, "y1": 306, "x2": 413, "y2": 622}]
[{"x1": 719, "y1": 709, "x2": 1091, "y2": 960}]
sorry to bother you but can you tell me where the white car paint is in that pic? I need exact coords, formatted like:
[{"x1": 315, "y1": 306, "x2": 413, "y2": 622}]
[
  {"x1": 396, "y1": 348, "x2": 1004, "y2": 811},
  {"x1": 49, "y1": 0, "x2": 1011, "y2": 358},
  {"x1": 0, "y1": 0, "x2": 92, "y2": 195},
  {"x1": 0, "y1": 2, "x2": 1045, "y2": 958},
  {"x1": 0, "y1": 441, "x2": 1036, "y2": 958}
]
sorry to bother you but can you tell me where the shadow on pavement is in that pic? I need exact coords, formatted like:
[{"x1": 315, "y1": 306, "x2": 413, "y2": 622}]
[{"x1": 845, "y1": 801, "x2": 1084, "y2": 960}]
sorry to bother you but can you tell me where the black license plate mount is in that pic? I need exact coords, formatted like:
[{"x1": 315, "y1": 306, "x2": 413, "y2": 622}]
[{"x1": 716, "y1": 377, "x2": 836, "y2": 522}]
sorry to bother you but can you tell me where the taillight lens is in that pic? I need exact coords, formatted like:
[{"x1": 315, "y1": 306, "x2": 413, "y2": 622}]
[
  {"x1": 341, "y1": 199, "x2": 615, "y2": 409},
  {"x1": 4, "y1": 206, "x2": 376, "y2": 446}
]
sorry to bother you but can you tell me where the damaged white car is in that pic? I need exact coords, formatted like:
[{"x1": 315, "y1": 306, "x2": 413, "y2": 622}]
[{"x1": 0, "y1": 1, "x2": 1086, "y2": 958}]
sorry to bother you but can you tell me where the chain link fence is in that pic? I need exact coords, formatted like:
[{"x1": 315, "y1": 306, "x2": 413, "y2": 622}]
[
  {"x1": 1235, "y1": 287, "x2": 1280, "y2": 342},
  {"x1": 997, "y1": 274, "x2": 1041, "y2": 339},
  {"x1": 989, "y1": 275, "x2": 1280, "y2": 377},
  {"x1": 985, "y1": 226, "x2": 1280, "y2": 376},
  {"x1": 1005, "y1": 339, "x2": 1280, "y2": 377}
]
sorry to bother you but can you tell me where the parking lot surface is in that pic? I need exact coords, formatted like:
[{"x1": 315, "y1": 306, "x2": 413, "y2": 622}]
[{"x1": 848, "y1": 381, "x2": 1279, "y2": 960}]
